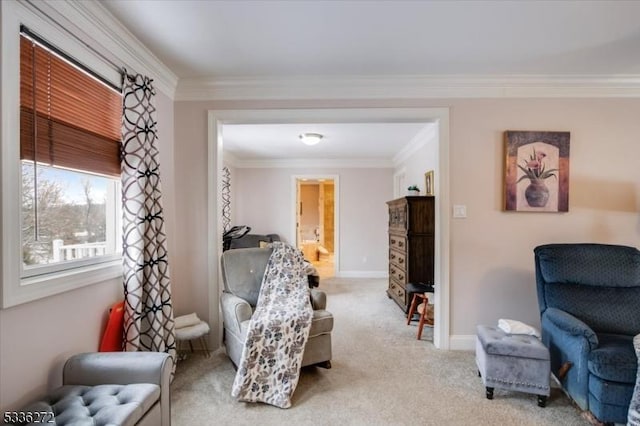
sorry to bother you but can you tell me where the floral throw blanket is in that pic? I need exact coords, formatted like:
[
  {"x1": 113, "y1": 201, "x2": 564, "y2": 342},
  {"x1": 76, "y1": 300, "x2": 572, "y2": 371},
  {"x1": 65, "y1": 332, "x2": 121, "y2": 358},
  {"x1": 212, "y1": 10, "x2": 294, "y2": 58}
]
[{"x1": 231, "y1": 241, "x2": 313, "y2": 408}]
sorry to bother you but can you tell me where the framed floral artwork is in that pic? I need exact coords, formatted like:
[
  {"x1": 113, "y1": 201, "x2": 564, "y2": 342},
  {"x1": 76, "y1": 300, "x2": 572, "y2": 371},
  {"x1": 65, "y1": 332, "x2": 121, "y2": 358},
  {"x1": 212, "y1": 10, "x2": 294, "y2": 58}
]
[{"x1": 504, "y1": 130, "x2": 570, "y2": 212}]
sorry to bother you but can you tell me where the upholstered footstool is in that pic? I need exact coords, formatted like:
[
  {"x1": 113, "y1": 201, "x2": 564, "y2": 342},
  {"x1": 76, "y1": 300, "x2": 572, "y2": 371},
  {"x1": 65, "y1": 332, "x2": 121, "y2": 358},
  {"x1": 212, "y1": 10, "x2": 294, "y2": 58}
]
[
  {"x1": 175, "y1": 313, "x2": 210, "y2": 360},
  {"x1": 475, "y1": 325, "x2": 550, "y2": 407}
]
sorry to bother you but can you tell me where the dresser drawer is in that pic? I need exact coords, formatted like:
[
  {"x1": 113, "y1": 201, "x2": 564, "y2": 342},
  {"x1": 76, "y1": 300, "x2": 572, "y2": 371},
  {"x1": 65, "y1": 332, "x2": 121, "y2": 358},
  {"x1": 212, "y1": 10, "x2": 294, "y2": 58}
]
[
  {"x1": 388, "y1": 279, "x2": 406, "y2": 305},
  {"x1": 389, "y1": 249, "x2": 406, "y2": 269},
  {"x1": 389, "y1": 263, "x2": 407, "y2": 284},
  {"x1": 389, "y1": 235, "x2": 407, "y2": 252}
]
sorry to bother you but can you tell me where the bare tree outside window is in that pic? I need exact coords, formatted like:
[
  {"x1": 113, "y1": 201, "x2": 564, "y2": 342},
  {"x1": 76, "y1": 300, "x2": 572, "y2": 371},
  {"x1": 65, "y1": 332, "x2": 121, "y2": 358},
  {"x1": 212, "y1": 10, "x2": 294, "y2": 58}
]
[{"x1": 21, "y1": 162, "x2": 111, "y2": 266}]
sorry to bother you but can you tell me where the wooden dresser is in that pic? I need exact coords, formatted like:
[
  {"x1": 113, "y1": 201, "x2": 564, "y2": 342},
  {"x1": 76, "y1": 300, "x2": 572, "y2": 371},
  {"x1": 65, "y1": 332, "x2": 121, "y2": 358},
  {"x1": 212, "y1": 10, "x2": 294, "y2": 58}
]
[{"x1": 386, "y1": 196, "x2": 435, "y2": 312}]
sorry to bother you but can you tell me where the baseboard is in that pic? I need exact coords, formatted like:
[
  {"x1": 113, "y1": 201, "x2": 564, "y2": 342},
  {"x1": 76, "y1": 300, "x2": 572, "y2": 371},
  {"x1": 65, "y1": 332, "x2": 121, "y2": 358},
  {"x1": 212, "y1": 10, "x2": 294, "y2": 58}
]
[
  {"x1": 335, "y1": 271, "x2": 388, "y2": 278},
  {"x1": 449, "y1": 334, "x2": 475, "y2": 350}
]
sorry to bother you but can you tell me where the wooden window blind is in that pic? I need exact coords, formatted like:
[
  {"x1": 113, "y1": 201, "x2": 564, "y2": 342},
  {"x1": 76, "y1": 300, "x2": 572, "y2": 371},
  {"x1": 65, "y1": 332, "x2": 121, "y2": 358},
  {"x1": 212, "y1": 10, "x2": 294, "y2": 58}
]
[{"x1": 20, "y1": 34, "x2": 122, "y2": 178}]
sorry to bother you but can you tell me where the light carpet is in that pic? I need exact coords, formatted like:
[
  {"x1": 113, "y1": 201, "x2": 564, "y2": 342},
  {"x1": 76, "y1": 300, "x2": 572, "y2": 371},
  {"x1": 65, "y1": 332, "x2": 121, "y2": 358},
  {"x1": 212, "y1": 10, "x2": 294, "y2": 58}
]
[{"x1": 171, "y1": 277, "x2": 589, "y2": 425}]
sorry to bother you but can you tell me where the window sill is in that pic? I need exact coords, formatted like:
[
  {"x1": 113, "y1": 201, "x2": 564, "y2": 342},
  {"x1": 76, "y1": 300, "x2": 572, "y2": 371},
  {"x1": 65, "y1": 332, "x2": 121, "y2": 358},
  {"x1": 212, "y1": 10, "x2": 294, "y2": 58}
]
[{"x1": 2, "y1": 258, "x2": 122, "y2": 309}]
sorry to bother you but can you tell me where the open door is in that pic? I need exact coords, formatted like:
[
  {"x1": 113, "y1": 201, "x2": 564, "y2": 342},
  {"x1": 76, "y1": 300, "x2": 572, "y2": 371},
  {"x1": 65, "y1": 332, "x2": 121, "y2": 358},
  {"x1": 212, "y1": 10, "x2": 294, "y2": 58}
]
[{"x1": 295, "y1": 177, "x2": 336, "y2": 278}]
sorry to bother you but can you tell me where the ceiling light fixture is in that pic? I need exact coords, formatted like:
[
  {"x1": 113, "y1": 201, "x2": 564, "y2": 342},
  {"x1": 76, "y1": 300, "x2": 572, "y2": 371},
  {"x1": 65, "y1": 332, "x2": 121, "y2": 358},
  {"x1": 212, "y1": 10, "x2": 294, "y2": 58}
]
[{"x1": 299, "y1": 132, "x2": 323, "y2": 146}]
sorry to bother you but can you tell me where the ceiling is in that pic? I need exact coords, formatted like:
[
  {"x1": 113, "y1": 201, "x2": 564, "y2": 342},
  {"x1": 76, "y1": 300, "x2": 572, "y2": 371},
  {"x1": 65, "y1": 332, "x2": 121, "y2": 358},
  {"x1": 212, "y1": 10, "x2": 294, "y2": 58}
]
[{"x1": 99, "y1": 0, "x2": 640, "y2": 162}]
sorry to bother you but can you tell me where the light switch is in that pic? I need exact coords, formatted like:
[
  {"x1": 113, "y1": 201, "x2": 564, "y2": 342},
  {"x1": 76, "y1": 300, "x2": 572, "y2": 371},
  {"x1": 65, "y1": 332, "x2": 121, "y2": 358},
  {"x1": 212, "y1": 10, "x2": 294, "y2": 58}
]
[{"x1": 453, "y1": 205, "x2": 467, "y2": 218}]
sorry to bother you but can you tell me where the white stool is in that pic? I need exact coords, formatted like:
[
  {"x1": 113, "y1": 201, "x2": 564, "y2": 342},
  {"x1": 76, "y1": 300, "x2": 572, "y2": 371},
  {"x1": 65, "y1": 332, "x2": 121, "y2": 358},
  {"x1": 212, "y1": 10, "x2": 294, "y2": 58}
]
[{"x1": 175, "y1": 314, "x2": 210, "y2": 359}]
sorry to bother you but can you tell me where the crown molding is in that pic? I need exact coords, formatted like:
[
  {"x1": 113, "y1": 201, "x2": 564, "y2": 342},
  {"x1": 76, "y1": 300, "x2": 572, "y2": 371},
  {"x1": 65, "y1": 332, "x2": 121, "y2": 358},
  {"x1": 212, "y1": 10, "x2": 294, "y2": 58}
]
[
  {"x1": 227, "y1": 157, "x2": 393, "y2": 169},
  {"x1": 176, "y1": 74, "x2": 640, "y2": 101},
  {"x1": 33, "y1": 0, "x2": 178, "y2": 98}
]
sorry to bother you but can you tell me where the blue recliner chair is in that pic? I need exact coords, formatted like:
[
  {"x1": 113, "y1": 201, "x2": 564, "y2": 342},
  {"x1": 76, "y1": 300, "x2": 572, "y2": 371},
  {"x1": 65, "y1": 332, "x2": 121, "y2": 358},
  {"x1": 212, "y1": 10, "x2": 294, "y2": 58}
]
[{"x1": 534, "y1": 243, "x2": 640, "y2": 424}]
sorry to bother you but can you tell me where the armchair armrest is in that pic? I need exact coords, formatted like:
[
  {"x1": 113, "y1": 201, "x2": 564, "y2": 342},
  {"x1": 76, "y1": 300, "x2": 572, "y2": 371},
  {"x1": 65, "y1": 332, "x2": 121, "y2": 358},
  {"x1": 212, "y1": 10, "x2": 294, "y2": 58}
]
[
  {"x1": 310, "y1": 288, "x2": 326, "y2": 310},
  {"x1": 220, "y1": 292, "x2": 253, "y2": 335},
  {"x1": 63, "y1": 351, "x2": 172, "y2": 387},
  {"x1": 544, "y1": 307, "x2": 599, "y2": 350}
]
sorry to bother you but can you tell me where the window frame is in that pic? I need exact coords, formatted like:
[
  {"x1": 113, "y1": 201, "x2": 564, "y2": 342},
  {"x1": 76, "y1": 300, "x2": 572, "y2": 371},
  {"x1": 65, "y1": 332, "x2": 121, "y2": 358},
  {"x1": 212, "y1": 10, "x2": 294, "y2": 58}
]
[{"x1": 1, "y1": 1, "x2": 123, "y2": 308}]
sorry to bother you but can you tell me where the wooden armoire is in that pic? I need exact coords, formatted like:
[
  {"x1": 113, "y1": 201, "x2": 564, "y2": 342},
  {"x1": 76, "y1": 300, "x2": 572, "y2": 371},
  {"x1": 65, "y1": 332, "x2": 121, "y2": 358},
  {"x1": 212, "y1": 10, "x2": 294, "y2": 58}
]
[{"x1": 386, "y1": 196, "x2": 435, "y2": 312}]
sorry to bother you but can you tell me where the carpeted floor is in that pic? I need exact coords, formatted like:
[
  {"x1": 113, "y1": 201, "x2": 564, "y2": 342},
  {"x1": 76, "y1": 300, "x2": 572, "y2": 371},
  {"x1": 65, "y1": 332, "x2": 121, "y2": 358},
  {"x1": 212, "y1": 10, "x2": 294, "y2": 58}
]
[{"x1": 171, "y1": 277, "x2": 589, "y2": 425}]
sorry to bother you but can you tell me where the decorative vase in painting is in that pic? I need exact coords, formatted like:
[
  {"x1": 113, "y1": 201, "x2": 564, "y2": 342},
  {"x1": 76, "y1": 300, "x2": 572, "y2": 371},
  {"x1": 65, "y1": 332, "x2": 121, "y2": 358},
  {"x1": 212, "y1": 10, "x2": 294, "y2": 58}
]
[{"x1": 525, "y1": 179, "x2": 549, "y2": 207}]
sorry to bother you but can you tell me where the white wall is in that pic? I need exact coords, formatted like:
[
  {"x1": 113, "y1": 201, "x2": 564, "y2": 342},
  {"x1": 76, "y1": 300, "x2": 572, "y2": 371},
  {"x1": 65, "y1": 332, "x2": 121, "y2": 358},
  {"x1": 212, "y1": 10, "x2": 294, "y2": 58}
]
[
  {"x1": 447, "y1": 98, "x2": 640, "y2": 345},
  {"x1": 233, "y1": 167, "x2": 393, "y2": 274},
  {"x1": 173, "y1": 97, "x2": 640, "y2": 352},
  {"x1": 395, "y1": 126, "x2": 439, "y2": 196}
]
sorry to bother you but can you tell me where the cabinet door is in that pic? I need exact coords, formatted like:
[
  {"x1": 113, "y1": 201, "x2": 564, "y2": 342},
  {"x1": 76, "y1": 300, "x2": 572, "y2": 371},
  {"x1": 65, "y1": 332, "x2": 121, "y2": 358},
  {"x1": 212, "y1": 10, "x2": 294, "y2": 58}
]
[
  {"x1": 407, "y1": 236, "x2": 434, "y2": 285},
  {"x1": 388, "y1": 202, "x2": 407, "y2": 231}
]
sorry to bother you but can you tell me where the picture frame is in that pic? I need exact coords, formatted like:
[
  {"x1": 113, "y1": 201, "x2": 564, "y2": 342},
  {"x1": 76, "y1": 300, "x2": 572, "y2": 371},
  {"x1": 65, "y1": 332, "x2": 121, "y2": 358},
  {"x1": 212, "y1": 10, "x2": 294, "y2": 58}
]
[
  {"x1": 504, "y1": 130, "x2": 570, "y2": 212},
  {"x1": 424, "y1": 170, "x2": 434, "y2": 196}
]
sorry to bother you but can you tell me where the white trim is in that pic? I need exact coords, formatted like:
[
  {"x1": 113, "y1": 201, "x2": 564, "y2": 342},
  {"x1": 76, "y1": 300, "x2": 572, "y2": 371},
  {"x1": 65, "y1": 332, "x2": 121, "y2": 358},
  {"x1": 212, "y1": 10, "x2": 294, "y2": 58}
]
[
  {"x1": 207, "y1": 107, "x2": 450, "y2": 350},
  {"x1": 449, "y1": 334, "x2": 476, "y2": 351},
  {"x1": 337, "y1": 271, "x2": 388, "y2": 279},
  {"x1": 208, "y1": 111, "x2": 226, "y2": 349},
  {"x1": 176, "y1": 74, "x2": 640, "y2": 101},
  {"x1": 435, "y1": 108, "x2": 451, "y2": 349},
  {"x1": 6, "y1": 261, "x2": 122, "y2": 308},
  {"x1": 232, "y1": 158, "x2": 393, "y2": 169},
  {"x1": 290, "y1": 174, "x2": 340, "y2": 276}
]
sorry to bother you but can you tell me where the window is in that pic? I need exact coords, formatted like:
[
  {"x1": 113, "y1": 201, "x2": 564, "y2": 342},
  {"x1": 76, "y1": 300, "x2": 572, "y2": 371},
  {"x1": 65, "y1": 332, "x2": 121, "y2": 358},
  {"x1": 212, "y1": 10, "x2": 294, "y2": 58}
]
[
  {"x1": 19, "y1": 31, "x2": 123, "y2": 278},
  {"x1": 1, "y1": 3, "x2": 126, "y2": 308}
]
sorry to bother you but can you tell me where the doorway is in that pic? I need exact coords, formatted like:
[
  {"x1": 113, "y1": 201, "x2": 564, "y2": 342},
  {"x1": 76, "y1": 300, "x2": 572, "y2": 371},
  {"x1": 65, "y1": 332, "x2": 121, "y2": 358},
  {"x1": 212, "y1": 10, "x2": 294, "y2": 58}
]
[
  {"x1": 209, "y1": 107, "x2": 450, "y2": 349},
  {"x1": 296, "y1": 177, "x2": 337, "y2": 278}
]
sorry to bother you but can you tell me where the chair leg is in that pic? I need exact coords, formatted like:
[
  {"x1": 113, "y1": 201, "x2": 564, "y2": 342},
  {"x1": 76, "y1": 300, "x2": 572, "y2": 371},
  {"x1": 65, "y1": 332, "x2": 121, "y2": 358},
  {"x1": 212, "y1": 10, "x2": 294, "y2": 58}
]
[
  {"x1": 537, "y1": 395, "x2": 547, "y2": 407},
  {"x1": 407, "y1": 294, "x2": 419, "y2": 325},
  {"x1": 417, "y1": 302, "x2": 427, "y2": 340},
  {"x1": 188, "y1": 340, "x2": 195, "y2": 353},
  {"x1": 486, "y1": 387, "x2": 494, "y2": 400},
  {"x1": 200, "y1": 336, "x2": 210, "y2": 358}
]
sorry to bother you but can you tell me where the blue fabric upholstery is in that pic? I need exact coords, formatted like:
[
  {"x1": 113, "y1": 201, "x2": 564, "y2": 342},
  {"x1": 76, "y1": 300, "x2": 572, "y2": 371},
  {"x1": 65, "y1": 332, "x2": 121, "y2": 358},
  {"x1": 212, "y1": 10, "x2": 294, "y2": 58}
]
[{"x1": 535, "y1": 243, "x2": 640, "y2": 424}]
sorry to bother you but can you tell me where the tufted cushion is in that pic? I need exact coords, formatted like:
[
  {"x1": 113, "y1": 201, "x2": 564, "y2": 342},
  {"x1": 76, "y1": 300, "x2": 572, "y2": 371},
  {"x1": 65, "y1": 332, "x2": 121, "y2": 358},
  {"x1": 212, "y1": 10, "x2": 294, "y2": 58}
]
[
  {"x1": 15, "y1": 384, "x2": 159, "y2": 426},
  {"x1": 477, "y1": 325, "x2": 549, "y2": 360},
  {"x1": 588, "y1": 334, "x2": 637, "y2": 383}
]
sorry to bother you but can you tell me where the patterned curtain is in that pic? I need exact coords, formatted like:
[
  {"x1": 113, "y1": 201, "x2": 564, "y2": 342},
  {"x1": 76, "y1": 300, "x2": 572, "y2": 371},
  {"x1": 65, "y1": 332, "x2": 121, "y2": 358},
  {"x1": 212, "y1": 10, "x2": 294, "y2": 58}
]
[
  {"x1": 222, "y1": 166, "x2": 231, "y2": 232},
  {"x1": 121, "y1": 70, "x2": 176, "y2": 372}
]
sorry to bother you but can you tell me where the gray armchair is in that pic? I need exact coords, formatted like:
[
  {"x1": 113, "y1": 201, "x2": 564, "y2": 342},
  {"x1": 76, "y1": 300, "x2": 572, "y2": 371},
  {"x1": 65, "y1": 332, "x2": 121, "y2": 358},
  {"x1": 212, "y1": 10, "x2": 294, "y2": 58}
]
[{"x1": 220, "y1": 247, "x2": 333, "y2": 368}]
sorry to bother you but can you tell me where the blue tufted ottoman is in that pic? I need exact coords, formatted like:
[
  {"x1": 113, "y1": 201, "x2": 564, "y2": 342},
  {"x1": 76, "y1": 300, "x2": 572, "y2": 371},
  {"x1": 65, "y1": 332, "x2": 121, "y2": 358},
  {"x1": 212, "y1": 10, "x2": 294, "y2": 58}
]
[{"x1": 475, "y1": 325, "x2": 550, "y2": 407}]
